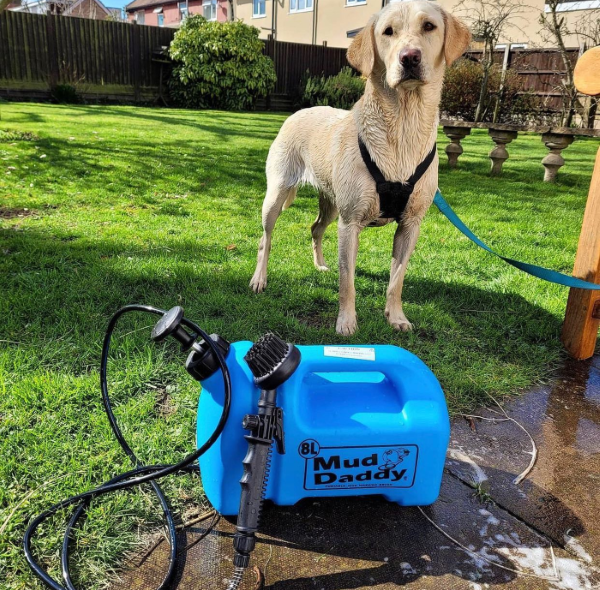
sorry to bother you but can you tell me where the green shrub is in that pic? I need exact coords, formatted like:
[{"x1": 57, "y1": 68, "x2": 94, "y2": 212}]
[
  {"x1": 51, "y1": 83, "x2": 81, "y2": 104},
  {"x1": 441, "y1": 58, "x2": 541, "y2": 124},
  {"x1": 296, "y1": 67, "x2": 365, "y2": 110},
  {"x1": 168, "y1": 16, "x2": 276, "y2": 110}
]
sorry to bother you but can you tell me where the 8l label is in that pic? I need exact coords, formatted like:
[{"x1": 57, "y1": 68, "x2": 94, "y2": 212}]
[{"x1": 299, "y1": 440, "x2": 418, "y2": 490}]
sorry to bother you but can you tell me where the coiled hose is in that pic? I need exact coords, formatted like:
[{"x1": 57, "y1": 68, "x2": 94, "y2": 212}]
[{"x1": 23, "y1": 304, "x2": 232, "y2": 590}]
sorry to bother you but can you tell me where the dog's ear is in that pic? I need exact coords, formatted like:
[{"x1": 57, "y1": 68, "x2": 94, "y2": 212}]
[
  {"x1": 442, "y1": 11, "x2": 471, "y2": 67},
  {"x1": 347, "y1": 17, "x2": 377, "y2": 77}
]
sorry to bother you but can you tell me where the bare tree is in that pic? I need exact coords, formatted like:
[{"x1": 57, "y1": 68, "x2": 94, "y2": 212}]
[
  {"x1": 573, "y1": 9, "x2": 600, "y2": 127},
  {"x1": 538, "y1": 0, "x2": 581, "y2": 126},
  {"x1": 456, "y1": 0, "x2": 529, "y2": 122}
]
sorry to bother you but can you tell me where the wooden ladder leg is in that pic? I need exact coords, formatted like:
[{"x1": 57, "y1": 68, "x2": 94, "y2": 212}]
[{"x1": 561, "y1": 147, "x2": 600, "y2": 360}]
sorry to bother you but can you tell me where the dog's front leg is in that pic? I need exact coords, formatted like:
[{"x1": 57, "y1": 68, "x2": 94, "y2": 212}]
[
  {"x1": 385, "y1": 216, "x2": 421, "y2": 332},
  {"x1": 336, "y1": 219, "x2": 362, "y2": 335}
]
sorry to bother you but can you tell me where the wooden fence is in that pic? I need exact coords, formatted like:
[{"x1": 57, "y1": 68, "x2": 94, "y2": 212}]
[
  {"x1": 467, "y1": 47, "x2": 581, "y2": 113},
  {"x1": 263, "y1": 38, "x2": 348, "y2": 96},
  {"x1": 0, "y1": 9, "x2": 584, "y2": 113},
  {"x1": 0, "y1": 10, "x2": 175, "y2": 101}
]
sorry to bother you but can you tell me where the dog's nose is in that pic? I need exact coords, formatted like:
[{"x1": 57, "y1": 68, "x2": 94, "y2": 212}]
[{"x1": 399, "y1": 48, "x2": 422, "y2": 68}]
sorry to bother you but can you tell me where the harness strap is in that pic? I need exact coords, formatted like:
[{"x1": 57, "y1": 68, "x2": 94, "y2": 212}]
[{"x1": 358, "y1": 136, "x2": 437, "y2": 222}]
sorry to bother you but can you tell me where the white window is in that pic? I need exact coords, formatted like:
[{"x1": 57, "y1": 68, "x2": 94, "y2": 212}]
[
  {"x1": 253, "y1": 0, "x2": 266, "y2": 17},
  {"x1": 136, "y1": 10, "x2": 145, "y2": 23},
  {"x1": 346, "y1": 0, "x2": 366, "y2": 5},
  {"x1": 157, "y1": 12, "x2": 164, "y2": 25},
  {"x1": 495, "y1": 43, "x2": 528, "y2": 50},
  {"x1": 545, "y1": 0, "x2": 600, "y2": 13},
  {"x1": 290, "y1": 0, "x2": 313, "y2": 13},
  {"x1": 203, "y1": 0, "x2": 217, "y2": 20},
  {"x1": 179, "y1": 1, "x2": 188, "y2": 20}
]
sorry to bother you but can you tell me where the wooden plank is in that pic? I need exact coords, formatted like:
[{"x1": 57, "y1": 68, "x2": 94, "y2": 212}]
[
  {"x1": 80, "y1": 18, "x2": 91, "y2": 84},
  {"x1": 130, "y1": 23, "x2": 141, "y2": 101},
  {"x1": 0, "y1": 14, "x2": 11, "y2": 80},
  {"x1": 87, "y1": 18, "x2": 97, "y2": 83},
  {"x1": 36, "y1": 13, "x2": 47, "y2": 81},
  {"x1": 109, "y1": 21, "x2": 118, "y2": 85},
  {"x1": 12, "y1": 12, "x2": 25, "y2": 82},
  {"x1": 8, "y1": 12, "x2": 22, "y2": 82},
  {"x1": 46, "y1": 13, "x2": 58, "y2": 88},
  {"x1": 561, "y1": 146, "x2": 600, "y2": 360},
  {"x1": 64, "y1": 15, "x2": 75, "y2": 83},
  {"x1": 96, "y1": 19, "x2": 105, "y2": 85},
  {"x1": 21, "y1": 13, "x2": 33, "y2": 81}
]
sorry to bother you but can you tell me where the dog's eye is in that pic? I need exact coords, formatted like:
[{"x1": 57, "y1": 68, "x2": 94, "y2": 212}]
[
  {"x1": 383, "y1": 26, "x2": 393, "y2": 36},
  {"x1": 423, "y1": 21, "x2": 436, "y2": 32}
]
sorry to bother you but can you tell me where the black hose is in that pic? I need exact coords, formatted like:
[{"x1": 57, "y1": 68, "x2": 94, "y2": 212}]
[{"x1": 24, "y1": 304, "x2": 231, "y2": 590}]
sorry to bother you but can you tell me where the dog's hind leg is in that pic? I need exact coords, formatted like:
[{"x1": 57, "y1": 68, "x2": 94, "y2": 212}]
[
  {"x1": 250, "y1": 184, "x2": 297, "y2": 293},
  {"x1": 311, "y1": 192, "x2": 338, "y2": 272},
  {"x1": 385, "y1": 216, "x2": 421, "y2": 331}
]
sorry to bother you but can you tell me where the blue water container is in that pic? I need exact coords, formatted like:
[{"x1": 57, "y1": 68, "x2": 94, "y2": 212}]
[{"x1": 197, "y1": 343, "x2": 449, "y2": 516}]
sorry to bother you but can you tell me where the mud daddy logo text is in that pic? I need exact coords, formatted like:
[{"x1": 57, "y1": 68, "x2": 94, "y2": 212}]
[{"x1": 299, "y1": 440, "x2": 418, "y2": 490}]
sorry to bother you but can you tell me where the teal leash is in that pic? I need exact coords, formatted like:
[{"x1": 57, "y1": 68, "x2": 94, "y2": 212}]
[{"x1": 433, "y1": 189, "x2": 600, "y2": 290}]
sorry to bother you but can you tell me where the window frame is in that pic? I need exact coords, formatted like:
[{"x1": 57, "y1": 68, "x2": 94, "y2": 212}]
[
  {"x1": 178, "y1": 1, "x2": 188, "y2": 20},
  {"x1": 290, "y1": 0, "x2": 313, "y2": 14},
  {"x1": 346, "y1": 0, "x2": 366, "y2": 6},
  {"x1": 157, "y1": 12, "x2": 164, "y2": 26},
  {"x1": 253, "y1": 0, "x2": 266, "y2": 18},
  {"x1": 202, "y1": 0, "x2": 217, "y2": 20}
]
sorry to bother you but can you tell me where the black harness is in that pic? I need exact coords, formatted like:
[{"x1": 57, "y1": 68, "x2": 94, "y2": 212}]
[{"x1": 358, "y1": 136, "x2": 437, "y2": 224}]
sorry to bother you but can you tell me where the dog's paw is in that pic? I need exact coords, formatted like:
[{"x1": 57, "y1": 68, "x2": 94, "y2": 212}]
[
  {"x1": 249, "y1": 274, "x2": 267, "y2": 293},
  {"x1": 389, "y1": 318, "x2": 413, "y2": 332},
  {"x1": 315, "y1": 264, "x2": 330, "y2": 272},
  {"x1": 336, "y1": 314, "x2": 357, "y2": 336}
]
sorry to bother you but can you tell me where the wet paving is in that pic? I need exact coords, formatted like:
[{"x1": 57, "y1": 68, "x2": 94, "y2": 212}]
[{"x1": 109, "y1": 355, "x2": 600, "y2": 590}]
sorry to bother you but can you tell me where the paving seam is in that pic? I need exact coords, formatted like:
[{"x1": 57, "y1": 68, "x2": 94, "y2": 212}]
[{"x1": 443, "y1": 468, "x2": 564, "y2": 552}]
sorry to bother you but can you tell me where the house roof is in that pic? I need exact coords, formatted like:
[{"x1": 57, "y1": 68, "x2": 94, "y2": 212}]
[
  {"x1": 125, "y1": 0, "x2": 175, "y2": 12},
  {"x1": 65, "y1": 0, "x2": 111, "y2": 16}
]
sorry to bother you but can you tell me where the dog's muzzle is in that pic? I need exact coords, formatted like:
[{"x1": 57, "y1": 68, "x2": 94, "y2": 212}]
[{"x1": 398, "y1": 48, "x2": 423, "y2": 82}]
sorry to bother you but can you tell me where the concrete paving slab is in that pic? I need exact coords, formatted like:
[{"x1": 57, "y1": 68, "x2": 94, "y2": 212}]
[{"x1": 109, "y1": 356, "x2": 600, "y2": 590}]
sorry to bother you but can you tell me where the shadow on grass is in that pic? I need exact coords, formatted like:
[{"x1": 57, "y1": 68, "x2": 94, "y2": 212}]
[
  {"x1": 1, "y1": 223, "x2": 563, "y2": 404},
  {"x1": 29, "y1": 104, "x2": 286, "y2": 143}
]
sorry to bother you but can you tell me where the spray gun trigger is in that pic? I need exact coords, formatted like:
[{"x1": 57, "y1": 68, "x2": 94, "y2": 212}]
[{"x1": 275, "y1": 407, "x2": 285, "y2": 455}]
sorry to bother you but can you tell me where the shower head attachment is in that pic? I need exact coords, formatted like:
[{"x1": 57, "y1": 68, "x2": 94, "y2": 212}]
[{"x1": 244, "y1": 333, "x2": 301, "y2": 390}]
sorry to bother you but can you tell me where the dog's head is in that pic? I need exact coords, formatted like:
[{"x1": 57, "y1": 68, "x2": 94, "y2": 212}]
[{"x1": 347, "y1": 0, "x2": 471, "y2": 90}]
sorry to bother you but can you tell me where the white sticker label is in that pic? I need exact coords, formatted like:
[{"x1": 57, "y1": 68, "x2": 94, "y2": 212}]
[{"x1": 323, "y1": 346, "x2": 376, "y2": 361}]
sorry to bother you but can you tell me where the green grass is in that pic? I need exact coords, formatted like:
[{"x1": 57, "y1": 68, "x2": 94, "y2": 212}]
[{"x1": 0, "y1": 102, "x2": 597, "y2": 589}]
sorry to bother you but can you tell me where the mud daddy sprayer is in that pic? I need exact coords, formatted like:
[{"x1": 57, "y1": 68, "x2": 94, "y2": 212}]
[{"x1": 24, "y1": 304, "x2": 450, "y2": 590}]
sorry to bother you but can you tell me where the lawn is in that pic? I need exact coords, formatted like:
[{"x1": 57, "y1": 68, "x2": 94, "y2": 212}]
[{"x1": 0, "y1": 102, "x2": 598, "y2": 589}]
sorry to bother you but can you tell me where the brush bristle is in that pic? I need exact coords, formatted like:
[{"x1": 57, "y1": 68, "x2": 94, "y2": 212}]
[{"x1": 244, "y1": 333, "x2": 289, "y2": 379}]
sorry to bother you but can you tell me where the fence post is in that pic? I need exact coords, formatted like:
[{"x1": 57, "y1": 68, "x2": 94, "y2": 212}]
[
  {"x1": 45, "y1": 11, "x2": 59, "y2": 89},
  {"x1": 561, "y1": 146, "x2": 600, "y2": 360},
  {"x1": 130, "y1": 21, "x2": 141, "y2": 102}
]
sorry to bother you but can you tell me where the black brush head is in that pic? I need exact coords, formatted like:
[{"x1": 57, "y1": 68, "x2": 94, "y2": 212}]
[{"x1": 244, "y1": 333, "x2": 301, "y2": 390}]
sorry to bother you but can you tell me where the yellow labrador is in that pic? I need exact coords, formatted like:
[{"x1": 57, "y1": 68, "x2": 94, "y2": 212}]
[{"x1": 250, "y1": 1, "x2": 470, "y2": 335}]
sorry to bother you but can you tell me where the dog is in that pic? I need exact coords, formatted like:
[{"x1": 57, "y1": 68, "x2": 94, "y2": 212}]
[{"x1": 250, "y1": 1, "x2": 470, "y2": 335}]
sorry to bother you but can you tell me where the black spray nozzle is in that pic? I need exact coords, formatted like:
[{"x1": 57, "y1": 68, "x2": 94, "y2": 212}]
[
  {"x1": 244, "y1": 333, "x2": 301, "y2": 390},
  {"x1": 151, "y1": 306, "x2": 195, "y2": 351},
  {"x1": 151, "y1": 306, "x2": 230, "y2": 381}
]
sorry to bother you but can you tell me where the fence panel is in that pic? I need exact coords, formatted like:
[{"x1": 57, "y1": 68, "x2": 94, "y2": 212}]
[
  {"x1": 0, "y1": 10, "x2": 583, "y2": 113},
  {"x1": 0, "y1": 10, "x2": 177, "y2": 100}
]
